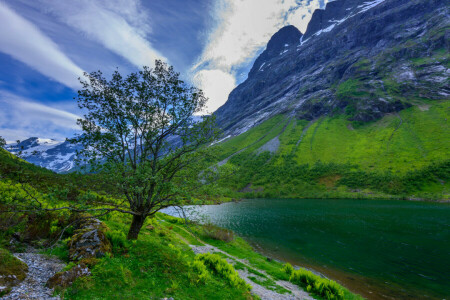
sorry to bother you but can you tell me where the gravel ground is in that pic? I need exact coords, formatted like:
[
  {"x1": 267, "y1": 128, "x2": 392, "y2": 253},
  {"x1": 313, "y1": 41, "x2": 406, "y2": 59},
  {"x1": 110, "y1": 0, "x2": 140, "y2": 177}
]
[{"x1": 1, "y1": 252, "x2": 65, "y2": 300}]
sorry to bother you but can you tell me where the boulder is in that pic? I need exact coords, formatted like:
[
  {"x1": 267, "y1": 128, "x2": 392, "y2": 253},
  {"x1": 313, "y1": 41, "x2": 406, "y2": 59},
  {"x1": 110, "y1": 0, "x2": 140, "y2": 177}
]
[
  {"x1": 68, "y1": 218, "x2": 112, "y2": 261},
  {"x1": 46, "y1": 264, "x2": 91, "y2": 289}
]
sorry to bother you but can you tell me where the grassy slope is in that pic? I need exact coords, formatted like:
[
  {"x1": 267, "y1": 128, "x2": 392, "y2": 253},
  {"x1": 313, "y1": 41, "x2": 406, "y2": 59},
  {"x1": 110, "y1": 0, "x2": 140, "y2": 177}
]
[
  {"x1": 0, "y1": 150, "x2": 360, "y2": 299},
  {"x1": 214, "y1": 101, "x2": 449, "y2": 200}
]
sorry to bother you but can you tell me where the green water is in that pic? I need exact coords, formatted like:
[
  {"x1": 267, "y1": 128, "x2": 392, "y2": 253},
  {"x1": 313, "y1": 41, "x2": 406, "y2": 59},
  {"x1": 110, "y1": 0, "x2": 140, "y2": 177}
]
[{"x1": 187, "y1": 199, "x2": 450, "y2": 299}]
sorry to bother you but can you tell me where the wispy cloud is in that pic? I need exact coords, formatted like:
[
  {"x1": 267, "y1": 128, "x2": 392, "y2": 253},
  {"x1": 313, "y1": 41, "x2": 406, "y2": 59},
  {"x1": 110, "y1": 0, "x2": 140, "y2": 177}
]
[
  {"x1": 0, "y1": 2, "x2": 84, "y2": 89},
  {"x1": 39, "y1": 0, "x2": 166, "y2": 68},
  {"x1": 0, "y1": 91, "x2": 80, "y2": 141},
  {"x1": 193, "y1": 0, "x2": 327, "y2": 112}
]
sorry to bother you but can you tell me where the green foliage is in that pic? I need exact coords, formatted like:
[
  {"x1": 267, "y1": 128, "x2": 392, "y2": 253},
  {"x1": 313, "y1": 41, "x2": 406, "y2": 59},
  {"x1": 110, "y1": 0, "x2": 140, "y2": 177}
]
[
  {"x1": 196, "y1": 253, "x2": 251, "y2": 291},
  {"x1": 70, "y1": 60, "x2": 219, "y2": 240},
  {"x1": 286, "y1": 266, "x2": 345, "y2": 300},
  {"x1": 211, "y1": 102, "x2": 449, "y2": 200},
  {"x1": 282, "y1": 263, "x2": 294, "y2": 275},
  {"x1": 188, "y1": 259, "x2": 210, "y2": 285},
  {"x1": 106, "y1": 230, "x2": 129, "y2": 249}
]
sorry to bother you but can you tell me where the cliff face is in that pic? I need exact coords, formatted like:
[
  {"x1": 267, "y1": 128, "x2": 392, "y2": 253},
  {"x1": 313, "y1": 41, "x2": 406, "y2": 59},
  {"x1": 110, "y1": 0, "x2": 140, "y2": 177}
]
[{"x1": 215, "y1": 0, "x2": 449, "y2": 135}]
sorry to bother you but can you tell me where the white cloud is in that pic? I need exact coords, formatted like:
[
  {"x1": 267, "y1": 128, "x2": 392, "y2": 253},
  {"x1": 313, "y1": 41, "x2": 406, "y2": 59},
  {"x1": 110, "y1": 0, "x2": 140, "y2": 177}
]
[
  {"x1": 193, "y1": 69, "x2": 236, "y2": 113},
  {"x1": 193, "y1": 0, "x2": 327, "y2": 112},
  {"x1": 39, "y1": 0, "x2": 166, "y2": 68},
  {"x1": 0, "y1": 2, "x2": 84, "y2": 89},
  {"x1": 0, "y1": 91, "x2": 80, "y2": 141}
]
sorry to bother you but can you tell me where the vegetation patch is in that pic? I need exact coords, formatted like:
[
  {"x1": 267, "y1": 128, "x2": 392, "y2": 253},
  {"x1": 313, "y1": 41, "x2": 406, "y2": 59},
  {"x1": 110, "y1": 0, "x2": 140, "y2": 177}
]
[
  {"x1": 283, "y1": 263, "x2": 345, "y2": 300},
  {"x1": 0, "y1": 248, "x2": 28, "y2": 296}
]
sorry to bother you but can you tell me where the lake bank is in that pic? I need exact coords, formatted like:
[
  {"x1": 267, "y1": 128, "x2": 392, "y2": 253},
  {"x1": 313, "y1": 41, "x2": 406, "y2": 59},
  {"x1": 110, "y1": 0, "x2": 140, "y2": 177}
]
[{"x1": 164, "y1": 198, "x2": 450, "y2": 299}]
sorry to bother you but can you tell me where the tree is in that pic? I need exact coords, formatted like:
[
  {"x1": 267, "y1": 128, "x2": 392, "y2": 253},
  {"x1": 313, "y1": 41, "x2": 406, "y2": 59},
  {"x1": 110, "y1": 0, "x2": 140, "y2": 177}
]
[
  {"x1": 0, "y1": 136, "x2": 6, "y2": 148},
  {"x1": 70, "y1": 60, "x2": 218, "y2": 239}
]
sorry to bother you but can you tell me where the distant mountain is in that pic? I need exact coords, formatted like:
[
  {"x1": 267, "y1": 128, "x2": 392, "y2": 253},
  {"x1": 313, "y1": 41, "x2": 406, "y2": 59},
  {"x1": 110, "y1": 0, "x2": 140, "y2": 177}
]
[
  {"x1": 215, "y1": 0, "x2": 449, "y2": 135},
  {"x1": 6, "y1": 137, "x2": 81, "y2": 173}
]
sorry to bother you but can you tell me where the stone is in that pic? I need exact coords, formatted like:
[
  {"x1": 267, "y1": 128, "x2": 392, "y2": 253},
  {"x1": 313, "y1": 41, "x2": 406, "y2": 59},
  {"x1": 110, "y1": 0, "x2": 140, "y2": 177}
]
[
  {"x1": 68, "y1": 218, "x2": 112, "y2": 261},
  {"x1": 46, "y1": 264, "x2": 91, "y2": 289}
]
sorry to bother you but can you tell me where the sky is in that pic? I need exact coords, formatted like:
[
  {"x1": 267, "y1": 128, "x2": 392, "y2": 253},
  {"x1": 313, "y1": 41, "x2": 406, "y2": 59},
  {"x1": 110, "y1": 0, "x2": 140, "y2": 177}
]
[{"x1": 0, "y1": 0, "x2": 330, "y2": 142}]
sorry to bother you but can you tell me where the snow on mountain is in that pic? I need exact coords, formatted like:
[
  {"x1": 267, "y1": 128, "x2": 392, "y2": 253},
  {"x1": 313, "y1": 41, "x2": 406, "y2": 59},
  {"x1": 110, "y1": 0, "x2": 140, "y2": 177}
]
[{"x1": 6, "y1": 137, "x2": 81, "y2": 173}]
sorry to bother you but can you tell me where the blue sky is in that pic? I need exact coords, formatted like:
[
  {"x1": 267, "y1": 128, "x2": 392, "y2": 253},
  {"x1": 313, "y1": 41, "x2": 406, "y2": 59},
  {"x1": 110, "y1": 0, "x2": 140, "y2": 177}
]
[{"x1": 0, "y1": 0, "x2": 328, "y2": 142}]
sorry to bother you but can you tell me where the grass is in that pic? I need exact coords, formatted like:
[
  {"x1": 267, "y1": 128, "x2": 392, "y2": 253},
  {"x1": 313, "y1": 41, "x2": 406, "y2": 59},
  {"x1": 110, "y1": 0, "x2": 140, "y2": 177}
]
[{"x1": 211, "y1": 101, "x2": 449, "y2": 200}]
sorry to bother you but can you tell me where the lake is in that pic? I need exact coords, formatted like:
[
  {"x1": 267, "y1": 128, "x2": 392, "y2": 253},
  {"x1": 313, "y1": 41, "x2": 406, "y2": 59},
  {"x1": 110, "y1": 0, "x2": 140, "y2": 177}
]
[{"x1": 165, "y1": 198, "x2": 450, "y2": 299}]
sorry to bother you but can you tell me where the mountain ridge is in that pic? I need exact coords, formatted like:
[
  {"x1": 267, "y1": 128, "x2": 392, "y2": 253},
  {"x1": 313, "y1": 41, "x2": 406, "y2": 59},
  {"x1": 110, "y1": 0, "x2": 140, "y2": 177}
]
[{"x1": 215, "y1": 0, "x2": 449, "y2": 135}]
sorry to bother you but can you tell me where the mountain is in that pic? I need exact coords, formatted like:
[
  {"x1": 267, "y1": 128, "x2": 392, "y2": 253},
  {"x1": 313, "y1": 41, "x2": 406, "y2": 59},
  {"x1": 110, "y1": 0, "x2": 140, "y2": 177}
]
[
  {"x1": 215, "y1": 0, "x2": 449, "y2": 135},
  {"x1": 6, "y1": 137, "x2": 81, "y2": 173},
  {"x1": 211, "y1": 0, "x2": 449, "y2": 200}
]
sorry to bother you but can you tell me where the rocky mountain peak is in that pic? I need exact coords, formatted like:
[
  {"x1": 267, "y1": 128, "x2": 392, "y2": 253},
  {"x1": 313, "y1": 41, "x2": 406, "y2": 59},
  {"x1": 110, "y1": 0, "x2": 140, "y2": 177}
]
[
  {"x1": 248, "y1": 25, "x2": 302, "y2": 77},
  {"x1": 215, "y1": 0, "x2": 449, "y2": 135}
]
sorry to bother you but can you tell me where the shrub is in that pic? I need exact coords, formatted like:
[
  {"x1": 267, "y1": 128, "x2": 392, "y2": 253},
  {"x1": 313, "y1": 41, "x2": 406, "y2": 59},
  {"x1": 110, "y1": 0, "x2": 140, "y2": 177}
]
[
  {"x1": 284, "y1": 266, "x2": 344, "y2": 300},
  {"x1": 195, "y1": 253, "x2": 251, "y2": 291},
  {"x1": 106, "y1": 230, "x2": 128, "y2": 249},
  {"x1": 203, "y1": 223, "x2": 234, "y2": 242},
  {"x1": 188, "y1": 259, "x2": 210, "y2": 285},
  {"x1": 282, "y1": 263, "x2": 294, "y2": 275}
]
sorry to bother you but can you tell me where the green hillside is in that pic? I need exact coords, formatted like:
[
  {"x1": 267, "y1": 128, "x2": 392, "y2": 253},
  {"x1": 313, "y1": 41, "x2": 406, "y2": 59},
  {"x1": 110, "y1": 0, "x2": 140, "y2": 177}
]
[{"x1": 213, "y1": 101, "x2": 450, "y2": 200}]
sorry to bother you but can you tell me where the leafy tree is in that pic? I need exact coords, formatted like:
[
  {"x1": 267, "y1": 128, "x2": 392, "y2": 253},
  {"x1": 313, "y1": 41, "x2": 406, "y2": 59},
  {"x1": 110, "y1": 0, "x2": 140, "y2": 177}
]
[
  {"x1": 0, "y1": 136, "x2": 6, "y2": 148},
  {"x1": 70, "y1": 60, "x2": 218, "y2": 239}
]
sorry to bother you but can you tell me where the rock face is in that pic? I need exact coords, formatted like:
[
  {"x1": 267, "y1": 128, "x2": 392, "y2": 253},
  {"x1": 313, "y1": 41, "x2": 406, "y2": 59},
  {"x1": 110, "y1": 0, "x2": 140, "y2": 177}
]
[
  {"x1": 68, "y1": 218, "x2": 112, "y2": 261},
  {"x1": 215, "y1": 0, "x2": 449, "y2": 135}
]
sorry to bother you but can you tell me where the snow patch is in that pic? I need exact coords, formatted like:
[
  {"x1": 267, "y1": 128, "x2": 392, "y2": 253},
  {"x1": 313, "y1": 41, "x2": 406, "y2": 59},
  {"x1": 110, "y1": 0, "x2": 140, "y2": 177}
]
[{"x1": 258, "y1": 62, "x2": 266, "y2": 71}]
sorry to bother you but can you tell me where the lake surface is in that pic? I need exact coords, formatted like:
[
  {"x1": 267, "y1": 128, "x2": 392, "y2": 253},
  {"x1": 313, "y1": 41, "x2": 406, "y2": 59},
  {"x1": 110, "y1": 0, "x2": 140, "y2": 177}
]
[{"x1": 165, "y1": 199, "x2": 450, "y2": 299}]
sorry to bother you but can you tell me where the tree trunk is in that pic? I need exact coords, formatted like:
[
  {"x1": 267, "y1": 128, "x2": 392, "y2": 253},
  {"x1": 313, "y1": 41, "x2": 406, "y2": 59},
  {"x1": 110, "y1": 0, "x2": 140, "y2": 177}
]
[{"x1": 127, "y1": 214, "x2": 146, "y2": 240}]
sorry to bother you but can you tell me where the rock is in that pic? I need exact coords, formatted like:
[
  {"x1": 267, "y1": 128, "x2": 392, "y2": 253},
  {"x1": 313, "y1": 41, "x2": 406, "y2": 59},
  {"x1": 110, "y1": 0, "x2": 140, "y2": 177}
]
[
  {"x1": 68, "y1": 218, "x2": 112, "y2": 261},
  {"x1": 46, "y1": 264, "x2": 91, "y2": 289}
]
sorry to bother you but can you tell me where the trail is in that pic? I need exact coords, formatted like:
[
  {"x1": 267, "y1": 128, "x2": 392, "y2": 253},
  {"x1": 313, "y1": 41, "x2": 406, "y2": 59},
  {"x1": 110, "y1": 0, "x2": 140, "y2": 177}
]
[
  {"x1": 172, "y1": 225, "x2": 313, "y2": 300},
  {"x1": 2, "y1": 251, "x2": 64, "y2": 300}
]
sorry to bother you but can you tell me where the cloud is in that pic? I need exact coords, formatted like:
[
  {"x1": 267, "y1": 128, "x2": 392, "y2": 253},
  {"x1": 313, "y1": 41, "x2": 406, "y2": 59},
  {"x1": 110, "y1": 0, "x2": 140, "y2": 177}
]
[
  {"x1": 0, "y1": 91, "x2": 80, "y2": 141},
  {"x1": 39, "y1": 0, "x2": 166, "y2": 68},
  {"x1": 193, "y1": 69, "x2": 236, "y2": 113},
  {"x1": 193, "y1": 0, "x2": 328, "y2": 112},
  {"x1": 0, "y1": 2, "x2": 84, "y2": 89}
]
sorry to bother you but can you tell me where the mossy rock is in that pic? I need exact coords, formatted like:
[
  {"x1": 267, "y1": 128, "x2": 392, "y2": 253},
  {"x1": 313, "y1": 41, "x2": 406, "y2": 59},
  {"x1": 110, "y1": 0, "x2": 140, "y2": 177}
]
[
  {"x1": 68, "y1": 218, "x2": 112, "y2": 261},
  {"x1": 46, "y1": 263, "x2": 91, "y2": 289},
  {"x1": 0, "y1": 248, "x2": 28, "y2": 296}
]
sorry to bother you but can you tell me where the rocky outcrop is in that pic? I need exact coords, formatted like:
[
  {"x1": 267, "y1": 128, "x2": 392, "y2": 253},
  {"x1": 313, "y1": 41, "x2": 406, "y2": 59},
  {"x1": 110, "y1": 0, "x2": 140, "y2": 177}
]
[
  {"x1": 46, "y1": 264, "x2": 91, "y2": 289},
  {"x1": 68, "y1": 217, "x2": 112, "y2": 261},
  {"x1": 215, "y1": 0, "x2": 449, "y2": 134}
]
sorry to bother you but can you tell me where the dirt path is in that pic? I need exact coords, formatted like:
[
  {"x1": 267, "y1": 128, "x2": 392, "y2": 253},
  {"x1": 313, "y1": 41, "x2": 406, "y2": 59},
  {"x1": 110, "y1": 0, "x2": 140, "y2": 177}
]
[
  {"x1": 2, "y1": 252, "x2": 65, "y2": 300},
  {"x1": 170, "y1": 225, "x2": 313, "y2": 300},
  {"x1": 190, "y1": 244, "x2": 313, "y2": 300}
]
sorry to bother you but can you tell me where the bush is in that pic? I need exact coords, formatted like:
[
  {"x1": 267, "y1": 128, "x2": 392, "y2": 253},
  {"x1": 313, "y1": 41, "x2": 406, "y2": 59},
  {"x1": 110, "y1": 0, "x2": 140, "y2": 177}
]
[
  {"x1": 195, "y1": 253, "x2": 251, "y2": 291},
  {"x1": 284, "y1": 266, "x2": 344, "y2": 300},
  {"x1": 188, "y1": 259, "x2": 210, "y2": 285},
  {"x1": 203, "y1": 223, "x2": 234, "y2": 242},
  {"x1": 106, "y1": 230, "x2": 128, "y2": 249},
  {"x1": 282, "y1": 263, "x2": 294, "y2": 275}
]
